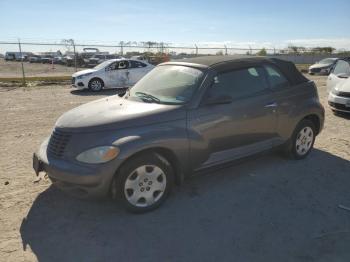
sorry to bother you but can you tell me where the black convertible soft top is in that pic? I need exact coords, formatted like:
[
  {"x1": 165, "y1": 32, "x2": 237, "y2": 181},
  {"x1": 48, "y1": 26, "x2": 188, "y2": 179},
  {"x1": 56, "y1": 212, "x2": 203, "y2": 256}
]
[{"x1": 167, "y1": 55, "x2": 309, "y2": 85}]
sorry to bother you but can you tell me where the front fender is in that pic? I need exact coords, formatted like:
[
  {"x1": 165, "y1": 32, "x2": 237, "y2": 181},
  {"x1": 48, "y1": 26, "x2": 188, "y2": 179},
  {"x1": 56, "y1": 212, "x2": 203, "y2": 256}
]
[{"x1": 112, "y1": 122, "x2": 190, "y2": 179}]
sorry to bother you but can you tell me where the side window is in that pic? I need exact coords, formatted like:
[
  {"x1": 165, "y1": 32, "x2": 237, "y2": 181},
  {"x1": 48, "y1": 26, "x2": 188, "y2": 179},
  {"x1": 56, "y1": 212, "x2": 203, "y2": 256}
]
[
  {"x1": 333, "y1": 60, "x2": 350, "y2": 76},
  {"x1": 118, "y1": 61, "x2": 129, "y2": 69},
  {"x1": 209, "y1": 67, "x2": 268, "y2": 99},
  {"x1": 264, "y1": 65, "x2": 289, "y2": 89},
  {"x1": 106, "y1": 62, "x2": 117, "y2": 71},
  {"x1": 129, "y1": 60, "x2": 147, "y2": 68}
]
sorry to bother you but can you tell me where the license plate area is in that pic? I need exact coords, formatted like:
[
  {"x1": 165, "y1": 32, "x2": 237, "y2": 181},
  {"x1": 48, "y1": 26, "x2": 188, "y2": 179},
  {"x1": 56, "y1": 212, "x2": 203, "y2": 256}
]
[{"x1": 33, "y1": 153, "x2": 43, "y2": 175}]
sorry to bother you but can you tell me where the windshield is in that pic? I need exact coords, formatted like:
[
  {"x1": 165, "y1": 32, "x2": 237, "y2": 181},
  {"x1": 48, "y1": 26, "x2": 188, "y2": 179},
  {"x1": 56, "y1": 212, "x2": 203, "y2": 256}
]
[
  {"x1": 319, "y1": 58, "x2": 336, "y2": 64},
  {"x1": 128, "y1": 65, "x2": 204, "y2": 105},
  {"x1": 94, "y1": 60, "x2": 113, "y2": 70}
]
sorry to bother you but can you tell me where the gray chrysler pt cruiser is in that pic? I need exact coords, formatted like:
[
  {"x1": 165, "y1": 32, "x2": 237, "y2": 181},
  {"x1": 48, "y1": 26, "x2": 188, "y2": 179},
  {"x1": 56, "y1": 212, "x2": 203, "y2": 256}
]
[{"x1": 33, "y1": 56, "x2": 324, "y2": 212}]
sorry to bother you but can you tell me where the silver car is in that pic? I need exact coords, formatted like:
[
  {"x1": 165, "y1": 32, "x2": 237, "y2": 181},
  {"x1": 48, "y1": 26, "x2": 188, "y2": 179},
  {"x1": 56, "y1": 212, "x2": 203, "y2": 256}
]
[
  {"x1": 309, "y1": 58, "x2": 338, "y2": 75},
  {"x1": 33, "y1": 56, "x2": 324, "y2": 212}
]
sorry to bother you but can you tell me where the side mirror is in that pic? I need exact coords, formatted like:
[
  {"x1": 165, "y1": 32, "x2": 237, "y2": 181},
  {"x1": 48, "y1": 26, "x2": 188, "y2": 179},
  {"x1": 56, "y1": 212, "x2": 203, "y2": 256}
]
[
  {"x1": 337, "y1": 73, "x2": 349, "y2": 79},
  {"x1": 204, "y1": 95, "x2": 232, "y2": 105}
]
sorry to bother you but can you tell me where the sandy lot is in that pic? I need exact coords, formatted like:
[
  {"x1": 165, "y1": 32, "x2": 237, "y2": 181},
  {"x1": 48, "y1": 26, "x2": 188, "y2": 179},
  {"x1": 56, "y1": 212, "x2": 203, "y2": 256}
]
[
  {"x1": 0, "y1": 59, "x2": 84, "y2": 78},
  {"x1": 0, "y1": 75, "x2": 350, "y2": 262}
]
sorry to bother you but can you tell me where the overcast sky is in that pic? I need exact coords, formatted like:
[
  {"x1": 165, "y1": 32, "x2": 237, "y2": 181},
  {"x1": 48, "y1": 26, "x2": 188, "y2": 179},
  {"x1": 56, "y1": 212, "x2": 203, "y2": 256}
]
[{"x1": 1, "y1": 0, "x2": 350, "y2": 51}]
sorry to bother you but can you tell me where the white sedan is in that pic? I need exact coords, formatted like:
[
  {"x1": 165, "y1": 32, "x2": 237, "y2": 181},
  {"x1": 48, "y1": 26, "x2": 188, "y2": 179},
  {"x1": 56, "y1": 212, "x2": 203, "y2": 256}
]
[{"x1": 72, "y1": 59, "x2": 155, "y2": 91}]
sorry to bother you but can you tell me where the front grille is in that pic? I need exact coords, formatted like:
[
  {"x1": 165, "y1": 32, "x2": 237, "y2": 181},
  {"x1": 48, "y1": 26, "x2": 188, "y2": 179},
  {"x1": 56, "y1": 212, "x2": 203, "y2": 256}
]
[
  {"x1": 71, "y1": 77, "x2": 75, "y2": 84},
  {"x1": 329, "y1": 102, "x2": 350, "y2": 111},
  {"x1": 47, "y1": 129, "x2": 71, "y2": 158},
  {"x1": 310, "y1": 68, "x2": 321, "y2": 73},
  {"x1": 338, "y1": 92, "x2": 350, "y2": 98}
]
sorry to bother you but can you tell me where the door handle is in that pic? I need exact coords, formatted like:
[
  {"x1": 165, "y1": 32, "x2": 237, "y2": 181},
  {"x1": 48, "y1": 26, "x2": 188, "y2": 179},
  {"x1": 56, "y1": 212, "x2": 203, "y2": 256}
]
[{"x1": 264, "y1": 102, "x2": 278, "y2": 108}]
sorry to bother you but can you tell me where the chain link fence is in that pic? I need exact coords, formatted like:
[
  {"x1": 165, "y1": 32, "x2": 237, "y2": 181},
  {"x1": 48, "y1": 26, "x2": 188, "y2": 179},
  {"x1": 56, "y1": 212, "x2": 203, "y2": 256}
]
[{"x1": 1, "y1": 39, "x2": 349, "y2": 85}]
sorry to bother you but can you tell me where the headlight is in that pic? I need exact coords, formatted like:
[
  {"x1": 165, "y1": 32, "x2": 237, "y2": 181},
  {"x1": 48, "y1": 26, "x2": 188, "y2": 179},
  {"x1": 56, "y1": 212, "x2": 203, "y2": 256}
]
[
  {"x1": 77, "y1": 73, "x2": 93, "y2": 79},
  {"x1": 332, "y1": 87, "x2": 340, "y2": 95},
  {"x1": 76, "y1": 146, "x2": 119, "y2": 164}
]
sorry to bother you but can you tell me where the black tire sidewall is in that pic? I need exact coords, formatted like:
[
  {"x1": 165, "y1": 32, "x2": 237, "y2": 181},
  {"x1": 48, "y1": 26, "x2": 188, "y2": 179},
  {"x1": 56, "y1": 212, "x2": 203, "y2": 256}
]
[
  {"x1": 88, "y1": 78, "x2": 103, "y2": 92},
  {"x1": 115, "y1": 152, "x2": 174, "y2": 213},
  {"x1": 290, "y1": 119, "x2": 316, "y2": 159}
]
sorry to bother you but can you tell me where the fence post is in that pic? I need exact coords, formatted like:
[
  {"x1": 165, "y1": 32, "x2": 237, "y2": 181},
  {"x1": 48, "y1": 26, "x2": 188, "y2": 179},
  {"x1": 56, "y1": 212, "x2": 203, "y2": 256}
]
[
  {"x1": 18, "y1": 38, "x2": 26, "y2": 86},
  {"x1": 71, "y1": 39, "x2": 77, "y2": 72},
  {"x1": 120, "y1": 41, "x2": 124, "y2": 56}
]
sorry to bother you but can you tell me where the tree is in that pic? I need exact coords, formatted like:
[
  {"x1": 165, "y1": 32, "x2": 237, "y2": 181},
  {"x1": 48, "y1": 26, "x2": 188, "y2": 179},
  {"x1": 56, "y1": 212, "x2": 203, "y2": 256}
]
[
  {"x1": 216, "y1": 50, "x2": 224, "y2": 56},
  {"x1": 257, "y1": 48, "x2": 267, "y2": 56},
  {"x1": 312, "y1": 47, "x2": 335, "y2": 54}
]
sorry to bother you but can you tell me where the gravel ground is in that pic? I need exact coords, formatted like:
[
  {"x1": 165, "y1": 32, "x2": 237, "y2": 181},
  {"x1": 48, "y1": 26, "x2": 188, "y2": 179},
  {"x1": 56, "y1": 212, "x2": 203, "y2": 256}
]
[{"x1": 0, "y1": 75, "x2": 350, "y2": 262}]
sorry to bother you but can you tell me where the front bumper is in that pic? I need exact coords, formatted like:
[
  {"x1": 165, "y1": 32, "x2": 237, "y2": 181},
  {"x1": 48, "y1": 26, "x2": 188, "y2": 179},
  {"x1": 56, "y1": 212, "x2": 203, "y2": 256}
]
[
  {"x1": 309, "y1": 67, "x2": 330, "y2": 75},
  {"x1": 71, "y1": 77, "x2": 87, "y2": 89},
  {"x1": 33, "y1": 138, "x2": 120, "y2": 198},
  {"x1": 328, "y1": 92, "x2": 350, "y2": 113}
]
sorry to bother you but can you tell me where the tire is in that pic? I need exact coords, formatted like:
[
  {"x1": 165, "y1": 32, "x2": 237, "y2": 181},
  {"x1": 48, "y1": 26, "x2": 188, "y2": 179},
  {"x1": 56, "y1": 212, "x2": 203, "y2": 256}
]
[
  {"x1": 88, "y1": 78, "x2": 104, "y2": 92},
  {"x1": 284, "y1": 119, "x2": 316, "y2": 160},
  {"x1": 113, "y1": 152, "x2": 174, "y2": 213}
]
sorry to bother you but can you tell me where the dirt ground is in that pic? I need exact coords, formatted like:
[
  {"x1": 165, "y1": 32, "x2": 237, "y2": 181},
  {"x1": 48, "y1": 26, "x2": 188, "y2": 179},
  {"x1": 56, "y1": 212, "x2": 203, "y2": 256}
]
[
  {"x1": 0, "y1": 59, "x2": 84, "y2": 78},
  {"x1": 0, "y1": 75, "x2": 350, "y2": 262}
]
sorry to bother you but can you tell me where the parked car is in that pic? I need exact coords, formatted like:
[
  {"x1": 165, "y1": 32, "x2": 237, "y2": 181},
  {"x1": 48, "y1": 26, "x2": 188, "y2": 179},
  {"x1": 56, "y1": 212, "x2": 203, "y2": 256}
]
[
  {"x1": 53, "y1": 56, "x2": 64, "y2": 64},
  {"x1": 29, "y1": 55, "x2": 42, "y2": 63},
  {"x1": 87, "y1": 54, "x2": 120, "y2": 68},
  {"x1": 327, "y1": 58, "x2": 350, "y2": 113},
  {"x1": 41, "y1": 55, "x2": 54, "y2": 64},
  {"x1": 309, "y1": 58, "x2": 338, "y2": 75},
  {"x1": 5, "y1": 52, "x2": 31, "y2": 61},
  {"x1": 33, "y1": 56, "x2": 324, "y2": 212},
  {"x1": 71, "y1": 59, "x2": 154, "y2": 91}
]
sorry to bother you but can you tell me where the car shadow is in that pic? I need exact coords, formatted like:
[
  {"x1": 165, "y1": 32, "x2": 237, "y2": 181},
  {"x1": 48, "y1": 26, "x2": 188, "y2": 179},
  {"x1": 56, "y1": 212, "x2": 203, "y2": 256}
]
[
  {"x1": 70, "y1": 88, "x2": 127, "y2": 97},
  {"x1": 333, "y1": 111, "x2": 350, "y2": 120},
  {"x1": 20, "y1": 149, "x2": 350, "y2": 262}
]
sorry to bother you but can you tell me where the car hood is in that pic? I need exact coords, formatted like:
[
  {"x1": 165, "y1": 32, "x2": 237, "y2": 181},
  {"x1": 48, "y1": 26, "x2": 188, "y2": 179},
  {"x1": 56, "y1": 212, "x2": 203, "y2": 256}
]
[
  {"x1": 72, "y1": 69, "x2": 97, "y2": 77},
  {"x1": 55, "y1": 96, "x2": 185, "y2": 133},
  {"x1": 309, "y1": 63, "x2": 331, "y2": 69},
  {"x1": 335, "y1": 78, "x2": 350, "y2": 92}
]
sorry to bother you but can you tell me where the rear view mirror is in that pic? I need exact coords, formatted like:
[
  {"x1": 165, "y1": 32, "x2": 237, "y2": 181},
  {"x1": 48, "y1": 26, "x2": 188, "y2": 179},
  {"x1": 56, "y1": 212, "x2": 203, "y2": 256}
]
[{"x1": 205, "y1": 95, "x2": 232, "y2": 105}]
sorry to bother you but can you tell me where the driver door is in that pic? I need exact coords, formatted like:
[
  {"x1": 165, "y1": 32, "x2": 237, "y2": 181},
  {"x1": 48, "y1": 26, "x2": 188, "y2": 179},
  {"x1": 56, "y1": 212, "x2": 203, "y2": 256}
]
[
  {"x1": 188, "y1": 67, "x2": 278, "y2": 170},
  {"x1": 105, "y1": 61, "x2": 130, "y2": 88}
]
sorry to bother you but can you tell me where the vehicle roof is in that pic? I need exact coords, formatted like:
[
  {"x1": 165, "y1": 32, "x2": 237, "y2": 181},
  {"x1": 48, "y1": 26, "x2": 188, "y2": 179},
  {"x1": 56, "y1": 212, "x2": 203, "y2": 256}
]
[{"x1": 163, "y1": 55, "x2": 309, "y2": 85}]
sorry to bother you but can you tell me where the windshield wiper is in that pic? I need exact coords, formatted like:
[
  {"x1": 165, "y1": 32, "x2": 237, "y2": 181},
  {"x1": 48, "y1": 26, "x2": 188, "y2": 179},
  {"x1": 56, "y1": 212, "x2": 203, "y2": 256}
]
[{"x1": 135, "y1": 92, "x2": 160, "y2": 103}]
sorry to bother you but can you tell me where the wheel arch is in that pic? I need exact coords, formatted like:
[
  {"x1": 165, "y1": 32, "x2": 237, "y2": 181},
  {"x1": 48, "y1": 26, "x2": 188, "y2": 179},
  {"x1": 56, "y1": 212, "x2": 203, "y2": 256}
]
[
  {"x1": 115, "y1": 147, "x2": 184, "y2": 186},
  {"x1": 88, "y1": 77, "x2": 105, "y2": 88},
  {"x1": 301, "y1": 114, "x2": 321, "y2": 135}
]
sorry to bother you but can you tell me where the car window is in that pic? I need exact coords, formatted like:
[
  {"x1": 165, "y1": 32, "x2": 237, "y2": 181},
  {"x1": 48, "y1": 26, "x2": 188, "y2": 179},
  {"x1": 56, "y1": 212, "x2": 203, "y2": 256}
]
[
  {"x1": 105, "y1": 62, "x2": 117, "y2": 71},
  {"x1": 209, "y1": 67, "x2": 268, "y2": 99},
  {"x1": 129, "y1": 60, "x2": 147, "y2": 68},
  {"x1": 118, "y1": 61, "x2": 129, "y2": 69},
  {"x1": 264, "y1": 65, "x2": 289, "y2": 89},
  {"x1": 333, "y1": 60, "x2": 350, "y2": 76}
]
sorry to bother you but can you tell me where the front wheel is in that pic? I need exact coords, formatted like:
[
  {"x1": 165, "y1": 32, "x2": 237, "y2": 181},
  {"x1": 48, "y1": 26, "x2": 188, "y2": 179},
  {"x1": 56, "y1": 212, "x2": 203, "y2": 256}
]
[
  {"x1": 284, "y1": 119, "x2": 316, "y2": 159},
  {"x1": 113, "y1": 152, "x2": 174, "y2": 213},
  {"x1": 88, "y1": 78, "x2": 103, "y2": 92}
]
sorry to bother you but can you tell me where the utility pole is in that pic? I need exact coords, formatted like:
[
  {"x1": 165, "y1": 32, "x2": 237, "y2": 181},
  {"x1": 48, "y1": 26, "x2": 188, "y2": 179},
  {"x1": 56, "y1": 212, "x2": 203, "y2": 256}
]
[
  {"x1": 18, "y1": 38, "x2": 26, "y2": 86},
  {"x1": 70, "y1": 39, "x2": 77, "y2": 72},
  {"x1": 120, "y1": 41, "x2": 124, "y2": 56}
]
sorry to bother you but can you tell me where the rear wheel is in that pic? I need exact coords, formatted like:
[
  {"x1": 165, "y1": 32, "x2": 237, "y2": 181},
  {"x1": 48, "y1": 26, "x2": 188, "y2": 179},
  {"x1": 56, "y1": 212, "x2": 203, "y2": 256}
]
[
  {"x1": 113, "y1": 152, "x2": 174, "y2": 213},
  {"x1": 284, "y1": 119, "x2": 316, "y2": 159},
  {"x1": 88, "y1": 78, "x2": 103, "y2": 92}
]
